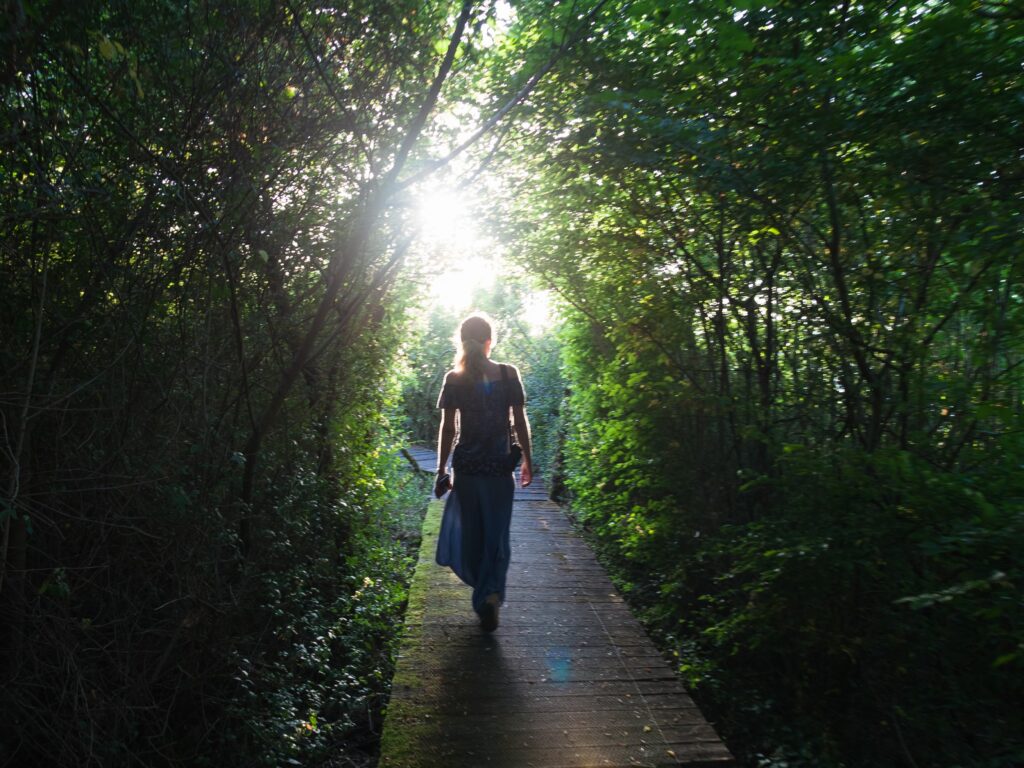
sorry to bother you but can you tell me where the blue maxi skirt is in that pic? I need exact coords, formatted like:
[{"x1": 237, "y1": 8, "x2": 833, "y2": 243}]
[{"x1": 435, "y1": 473, "x2": 515, "y2": 614}]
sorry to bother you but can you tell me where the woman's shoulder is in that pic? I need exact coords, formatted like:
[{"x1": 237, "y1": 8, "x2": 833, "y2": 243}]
[
  {"x1": 445, "y1": 363, "x2": 520, "y2": 382},
  {"x1": 445, "y1": 368, "x2": 489, "y2": 387},
  {"x1": 493, "y1": 361, "x2": 522, "y2": 378}
]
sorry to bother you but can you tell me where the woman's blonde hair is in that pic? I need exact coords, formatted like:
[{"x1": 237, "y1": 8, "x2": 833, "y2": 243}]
[{"x1": 454, "y1": 312, "x2": 495, "y2": 381}]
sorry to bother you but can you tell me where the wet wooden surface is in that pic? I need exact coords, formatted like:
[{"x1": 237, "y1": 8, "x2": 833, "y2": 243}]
[{"x1": 379, "y1": 447, "x2": 734, "y2": 767}]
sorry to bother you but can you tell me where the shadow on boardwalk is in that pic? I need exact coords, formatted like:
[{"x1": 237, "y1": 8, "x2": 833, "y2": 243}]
[{"x1": 380, "y1": 450, "x2": 733, "y2": 768}]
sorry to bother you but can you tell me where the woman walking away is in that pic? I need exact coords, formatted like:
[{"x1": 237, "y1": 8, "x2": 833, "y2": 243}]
[{"x1": 434, "y1": 312, "x2": 533, "y2": 632}]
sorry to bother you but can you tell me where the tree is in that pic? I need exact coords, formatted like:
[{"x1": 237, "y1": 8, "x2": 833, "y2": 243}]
[
  {"x1": 0, "y1": 1, "x2": 606, "y2": 763},
  {"x1": 486, "y1": 0, "x2": 1024, "y2": 764}
]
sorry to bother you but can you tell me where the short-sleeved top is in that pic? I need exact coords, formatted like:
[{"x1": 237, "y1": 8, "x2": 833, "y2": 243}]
[{"x1": 437, "y1": 364, "x2": 526, "y2": 458}]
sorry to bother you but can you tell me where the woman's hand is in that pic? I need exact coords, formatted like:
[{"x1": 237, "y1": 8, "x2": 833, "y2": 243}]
[
  {"x1": 434, "y1": 472, "x2": 452, "y2": 498},
  {"x1": 519, "y1": 462, "x2": 533, "y2": 488}
]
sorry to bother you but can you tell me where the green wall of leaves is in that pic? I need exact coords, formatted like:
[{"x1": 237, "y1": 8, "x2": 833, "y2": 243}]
[{"x1": 493, "y1": 0, "x2": 1024, "y2": 764}]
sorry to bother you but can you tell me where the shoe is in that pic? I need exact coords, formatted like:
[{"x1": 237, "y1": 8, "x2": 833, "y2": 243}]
[{"x1": 479, "y1": 594, "x2": 500, "y2": 632}]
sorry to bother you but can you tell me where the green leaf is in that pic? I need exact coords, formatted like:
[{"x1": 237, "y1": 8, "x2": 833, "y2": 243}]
[
  {"x1": 98, "y1": 36, "x2": 117, "y2": 60},
  {"x1": 993, "y1": 652, "x2": 1019, "y2": 668},
  {"x1": 719, "y1": 24, "x2": 754, "y2": 54}
]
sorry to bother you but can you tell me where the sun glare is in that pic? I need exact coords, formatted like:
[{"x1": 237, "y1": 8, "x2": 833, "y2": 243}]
[
  {"x1": 428, "y1": 255, "x2": 498, "y2": 313},
  {"x1": 415, "y1": 188, "x2": 481, "y2": 255},
  {"x1": 414, "y1": 186, "x2": 498, "y2": 313},
  {"x1": 412, "y1": 184, "x2": 557, "y2": 334},
  {"x1": 522, "y1": 290, "x2": 554, "y2": 335}
]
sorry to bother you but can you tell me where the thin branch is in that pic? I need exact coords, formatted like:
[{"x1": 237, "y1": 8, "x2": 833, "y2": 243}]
[
  {"x1": 1, "y1": 250, "x2": 47, "y2": 595},
  {"x1": 396, "y1": 0, "x2": 614, "y2": 191},
  {"x1": 381, "y1": 0, "x2": 476, "y2": 191}
]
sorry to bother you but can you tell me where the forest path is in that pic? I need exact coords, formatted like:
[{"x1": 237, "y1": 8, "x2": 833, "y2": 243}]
[{"x1": 379, "y1": 446, "x2": 733, "y2": 767}]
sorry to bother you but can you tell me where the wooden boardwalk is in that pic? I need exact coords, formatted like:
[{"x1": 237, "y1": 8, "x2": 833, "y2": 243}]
[{"x1": 380, "y1": 448, "x2": 733, "y2": 768}]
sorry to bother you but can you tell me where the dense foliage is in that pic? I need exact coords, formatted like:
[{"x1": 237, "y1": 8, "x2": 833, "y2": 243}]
[
  {"x1": 0, "y1": 0, "x2": 567, "y2": 764},
  {"x1": 491, "y1": 0, "x2": 1024, "y2": 765}
]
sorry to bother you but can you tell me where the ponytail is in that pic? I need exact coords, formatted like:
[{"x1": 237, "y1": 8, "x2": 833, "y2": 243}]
[{"x1": 454, "y1": 313, "x2": 495, "y2": 381}]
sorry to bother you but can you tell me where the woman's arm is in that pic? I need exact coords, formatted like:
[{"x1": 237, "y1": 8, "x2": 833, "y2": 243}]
[
  {"x1": 436, "y1": 407, "x2": 457, "y2": 475},
  {"x1": 511, "y1": 403, "x2": 533, "y2": 487}
]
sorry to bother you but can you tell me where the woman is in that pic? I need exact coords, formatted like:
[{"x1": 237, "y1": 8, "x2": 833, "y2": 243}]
[{"x1": 434, "y1": 312, "x2": 532, "y2": 632}]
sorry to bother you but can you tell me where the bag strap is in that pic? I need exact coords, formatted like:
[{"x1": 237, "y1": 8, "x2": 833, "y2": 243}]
[{"x1": 499, "y1": 364, "x2": 517, "y2": 446}]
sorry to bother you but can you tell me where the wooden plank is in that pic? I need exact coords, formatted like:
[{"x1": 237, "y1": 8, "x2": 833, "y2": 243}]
[{"x1": 379, "y1": 472, "x2": 734, "y2": 768}]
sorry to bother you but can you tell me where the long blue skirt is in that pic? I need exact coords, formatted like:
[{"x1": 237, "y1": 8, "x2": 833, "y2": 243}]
[{"x1": 435, "y1": 473, "x2": 515, "y2": 614}]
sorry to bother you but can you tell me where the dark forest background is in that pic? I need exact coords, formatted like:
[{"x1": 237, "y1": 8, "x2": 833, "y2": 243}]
[{"x1": 2, "y1": 1, "x2": 1022, "y2": 766}]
